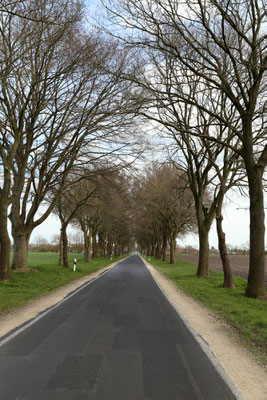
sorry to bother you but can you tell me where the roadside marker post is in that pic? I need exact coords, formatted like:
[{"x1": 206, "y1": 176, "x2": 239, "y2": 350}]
[{"x1": 73, "y1": 258, "x2": 77, "y2": 272}]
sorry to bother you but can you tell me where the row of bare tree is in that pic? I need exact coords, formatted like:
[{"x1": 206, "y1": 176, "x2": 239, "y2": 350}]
[
  {"x1": 0, "y1": 1, "x2": 143, "y2": 279},
  {"x1": 101, "y1": 0, "x2": 266, "y2": 298},
  {"x1": 0, "y1": 1, "x2": 266, "y2": 299},
  {"x1": 52, "y1": 168, "x2": 133, "y2": 267},
  {"x1": 132, "y1": 165, "x2": 197, "y2": 262},
  {"x1": 131, "y1": 163, "x2": 236, "y2": 289}
]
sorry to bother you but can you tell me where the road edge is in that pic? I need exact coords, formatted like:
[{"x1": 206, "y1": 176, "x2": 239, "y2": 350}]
[{"x1": 141, "y1": 256, "x2": 267, "y2": 400}]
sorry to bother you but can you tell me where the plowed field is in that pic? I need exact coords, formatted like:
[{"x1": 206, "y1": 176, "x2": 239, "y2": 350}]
[{"x1": 176, "y1": 254, "x2": 267, "y2": 286}]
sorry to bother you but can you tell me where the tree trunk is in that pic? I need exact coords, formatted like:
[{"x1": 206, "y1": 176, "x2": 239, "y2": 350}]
[
  {"x1": 246, "y1": 166, "x2": 265, "y2": 298},
  {"x1": 0, "y1": 196, "x2": 11, "y2": 280},
  {"x1": 92, "y1": 232, "x2": 98, "y2": 258},
  {"x1": 99, "y1": 241, "x2": 104, "y2": 256},
  {"x1": 155, "y1": 243, "x2": 160, "y2": 258},
  {"x1": 58, "y1": 230, "x2": 63, "y2": 265},
  {"x1": 197, "y1": 226, "x2": 209, "y2": 278},
  {"x1": 84, "y1": 246, "x2": 89, "y2": 262},
  {"x1": 216, "y1": 201, "x2": 234, "y2": 288},
  {"x1": 83, "y1": 229, "x2": 92, "y2": 262},
  {"x1": 114, "y1": 243, "x2": 119, "y2": 256},
  {"x1": 107, "y1": 236, "x2": 112, "y2": 257},
  {"x1": 98, "y1": 231, "x2": 106, "y2": 257},
  {"x1": 161, "y1": 235, "x2": 167, "y2": 262},
  {"x1": 62, "y1": 225, "x2": 69, "y2": 268},
  {"x1": 12, "y1": 231, "x2": 32, "y2": 270},
  {"x1": 169, "y1": 235, "x2": 176, "y2": 264},
  {"x1": 103, "y1": 241, "x2": 106, "y2": 258},
  {"x1": 0, "y1": 174, "x2": 12, "y2": 280}
]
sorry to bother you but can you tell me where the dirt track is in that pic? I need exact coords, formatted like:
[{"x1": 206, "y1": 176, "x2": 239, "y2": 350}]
[{"x1": 176, "y1": 254, "x2": 267, "y2": 286}]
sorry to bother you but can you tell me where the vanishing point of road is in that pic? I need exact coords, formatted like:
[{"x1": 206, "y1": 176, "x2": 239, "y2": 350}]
[{"x1": 0, "y1": 254, "x2": 239, "y2": 400}]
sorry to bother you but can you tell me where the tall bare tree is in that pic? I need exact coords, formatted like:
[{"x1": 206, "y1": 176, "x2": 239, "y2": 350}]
[
  {"x1": 52, "y1": 176, "x2": 98, "y2": 267},
  {"x1": 132, "y1": 164, "x2": 197, "y2": 263},
  {"x1": 104, "y1": 0, "x2": 266, "y2": 297},
  {"x1": 0, "y1": 0, "x2": 143, "y2": 279},
  {"x1": 0, "y1": 0, "x2": 84, "y2": 279}
]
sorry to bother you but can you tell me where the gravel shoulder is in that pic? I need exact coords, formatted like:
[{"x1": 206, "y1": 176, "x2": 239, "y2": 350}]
[{"x1": 0, "y1": 257, "x2": 266, "y2": 400}]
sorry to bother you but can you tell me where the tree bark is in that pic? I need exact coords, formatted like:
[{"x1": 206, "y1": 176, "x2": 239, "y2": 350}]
[
  {"x1": 62, "y1": 225, "x2": 69, "y2": 268},
  {"x1": 103, "y1": 241, "x2": 106, "y2": 258},
  {"x1": 58, "y1": 230, "x2": 63, "y2": 265},
  {"x1": 83, "y1": 229, "x2": 92, "y2": 262},
  {"x1": 0, "y1": 196, "x2": 11, "y2": 280},
  {"x1": 107, "y1": 236, "x2": 112, "y2": 257},
  {"x1": 0, "y1": 171, "x2": 12, "y2": 280},
  {"x1": 197, "y1": 226, "x2": 209, "y2": 278},
  {"x1": 114, "y1": 243, "x2": 119, "y2": 256},
  {"x1": 12, "y1": 231, "x2": 32, "y2": 270},
  {"x1": 155, "y1": 243, "x2": 160, "y2": 258},
  {"x1": 169, "y1": 235, "x2": 176, "y2": 264},
  {"x1": 161, "y1": 234, "x2": 167, "y2": 262},
  {"x1": 245, "y1": 166, "x2": 265, "y2": 298},
  {"x1": 92, "y1": 232, "x2": 98, "y2": 258},
  {"x1": 216, "y1": 201, "x2": 234, "y2": 288}
]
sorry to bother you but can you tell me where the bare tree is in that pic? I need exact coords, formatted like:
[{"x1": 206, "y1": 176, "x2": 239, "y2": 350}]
[
  {"x1": 103, "y1": 0, "x2": 266, "y2": 297},
  {"x1": 0, "y1": 0, "x2": 76, "y2": 22},
  {"x1": 0, "y1": 0, "x2": 144, "y2": 279},
  {"x1": 100, "y1": 178, "x2": 132, "y2": 256},
  {"x1": 52, "y1": 176, "x2": 98, "y2": 267},
  {"x1": 132, "y1": 164, "x2": 197, "y2": 263},
  {"x1": 0, "y1": 0, "x2": 83, "y2": 279},
  {"x1": 135, "y1": 55, "x2": 243, "y2": 282},
  {"x1": 166, "y1": 93, "x2": 243, "y2": 286},
  {"x1": 71, "y1": 168, "x2": 133, "y2": 261}
]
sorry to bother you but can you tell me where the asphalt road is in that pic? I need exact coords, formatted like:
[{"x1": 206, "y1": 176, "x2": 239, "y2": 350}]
[{"x1": 0, "y1": 254, "x2": 238, "y2": 400}]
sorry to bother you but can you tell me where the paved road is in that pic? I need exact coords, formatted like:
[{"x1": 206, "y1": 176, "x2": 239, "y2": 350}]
[{"x1": 0, "y1": 255, "x2": 238, "y2": 400}]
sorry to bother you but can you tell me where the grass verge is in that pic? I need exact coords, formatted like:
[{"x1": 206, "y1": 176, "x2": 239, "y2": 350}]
[
  {"x1": 145, "y1": 256, "x2": 267, "y2": 365},
  {"x1": 0, "y1": 252, "x2": 125, "y2": 314}
]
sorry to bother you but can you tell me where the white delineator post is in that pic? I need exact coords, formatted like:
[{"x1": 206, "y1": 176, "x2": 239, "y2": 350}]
[{"x1": 73, "y1": 258, "x2": 77, "y2": 272}]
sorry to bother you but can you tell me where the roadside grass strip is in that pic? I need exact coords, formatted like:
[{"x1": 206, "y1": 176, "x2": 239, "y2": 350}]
[
  {"x1": 145, "y1": 256, "x2": 267, "y2": 365},
  {"x1": 0, "y1": 253, "x2": 124, "y2": 314}
]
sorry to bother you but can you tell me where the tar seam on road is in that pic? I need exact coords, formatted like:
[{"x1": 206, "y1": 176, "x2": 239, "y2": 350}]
[
  {"x1": 142, "y1": 258, "x2": 244, "y2": 400},
  {"x1": 0, "y1": 265, "x2": 115, "y2": 348}
]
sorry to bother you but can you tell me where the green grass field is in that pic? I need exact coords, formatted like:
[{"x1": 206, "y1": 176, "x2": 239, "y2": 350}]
[
  {"x1": 0, "y1": 252, "x2": 124, "y2": 314},
  {"x1": 145, "y1": 256, "x2": 267, "y2": 365}
]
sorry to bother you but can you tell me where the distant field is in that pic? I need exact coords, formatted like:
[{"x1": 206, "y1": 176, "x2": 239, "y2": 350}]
[
  {"x1": 12, "y1": 251, "x2": 80, "y2": 267},
  {"x1": 176, "y1": 254, "x2": 267, "y2": 286}
]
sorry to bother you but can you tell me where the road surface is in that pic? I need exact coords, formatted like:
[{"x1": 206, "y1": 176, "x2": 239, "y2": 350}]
[{"x1": 0, "y1": 254, "x2": 238, "y2": 400}]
